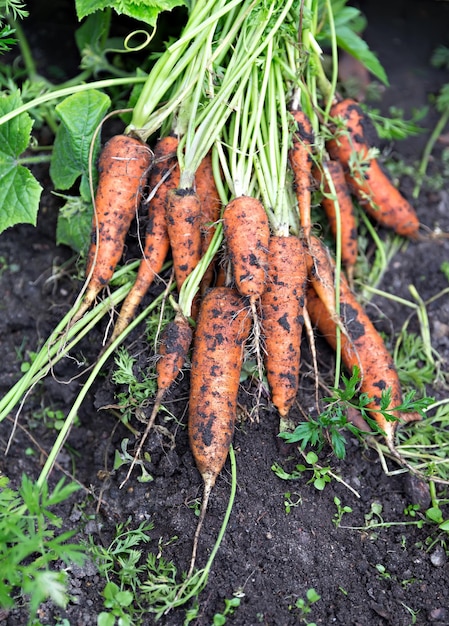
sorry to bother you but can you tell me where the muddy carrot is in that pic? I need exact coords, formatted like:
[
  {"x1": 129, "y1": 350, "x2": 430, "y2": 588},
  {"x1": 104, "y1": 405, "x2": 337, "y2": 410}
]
[
  {"x1": 261, "y1": 235, "x2": 308, "y2": 418},
  {"x1": 188, "y1": 287, "x2": 251, "y2": 575},
  {"x1": 327, "y1": 98, "x2": 419, "y2": 238},
  {"x1": 73, "y1": 134, "x2": 152, "y2": 323},
  {"x1": 222, "y1": 195, "x2": 270, "y2": 299},
  {"x1": 289, "y1": 108, "x2": 315, "y2": 240},
  {"x1": 306, "y1": 282, "x2": 420, "y2": 450},
  {"x1": 110, "y1": 135, "x2": 178, "y2": 342},
  {"x1": 166, "y1": 187, "x2": 202, "y2": 293},
  {"x1": 314, "y1": 160, "x2": 358, "y2": 278},
  {"x1": 195, "y1": 151, "x2": 222, "y2": 294}
]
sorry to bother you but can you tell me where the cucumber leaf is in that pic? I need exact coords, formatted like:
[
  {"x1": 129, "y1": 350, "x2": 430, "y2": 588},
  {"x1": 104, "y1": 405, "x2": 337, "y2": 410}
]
[
  {"x1": 75, "y1": 0, "x2": 187, "y2": 27},
  {"x1": 0, "y1": 92, "x2": 42, "y2": 233},
  {"x1": 56, "y1": 195, "x2": 93, "y2": 254},
  {"x1": 50, "y1": 89, "x2": 111, "y2": 200}
]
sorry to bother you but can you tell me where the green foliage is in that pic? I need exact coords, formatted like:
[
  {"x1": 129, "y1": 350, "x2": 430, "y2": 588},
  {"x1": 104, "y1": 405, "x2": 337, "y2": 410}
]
[
  {"x1": 0, "y1": 474, "x2": 85, "y2": 621},
  {"x1": 0, "y1": 91, "x2": 42, "y2": 233},
  {"x1": 367, "y1": 105, "x2": 427, "y2": 141},
  {"x1": 279, "y1": 368, "x2": 433, "y2": 459},
  {"x1": 317, "y1": 0, "x2": 388, "y2": 85},
  {"x1": 289, "y1": 587, "x2": 321, "y2": 625},
  {"x1": 111, "y1": 346, "x2": 157, "y2": 423},
  {"x1": 213, "y1": 597, "x2": 241, "y2": 625},
  {"x1": 75, "y1": 0, "x2": 187, "y2": 28},
  {"x1": 272, "y1": 451, "x2": 333, "y2": 491},
  {"x1": 0, "y1": 1, "x2": 28, "y2": 53},
  {"x1": 50, "y1": 90, "x2": 111, "y2": 199},
  {"x1": 332, "y1": 496, "x2": 353, "y2": 527}
]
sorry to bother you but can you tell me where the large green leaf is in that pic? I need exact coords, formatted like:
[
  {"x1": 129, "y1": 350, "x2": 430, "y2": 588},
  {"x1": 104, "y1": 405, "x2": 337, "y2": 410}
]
[
  {"x1": 0, "y1": 92, "x2": 42, "y2": 233},
  {"x1": 336, "y1": 26, "x2": 389, "y2": 86},
  {"x1": 75, "y1": 0, "x2": 187, "y2": 27},
  {"x1": 50, "y1": 89, "x2": 111, "y2": 198}
]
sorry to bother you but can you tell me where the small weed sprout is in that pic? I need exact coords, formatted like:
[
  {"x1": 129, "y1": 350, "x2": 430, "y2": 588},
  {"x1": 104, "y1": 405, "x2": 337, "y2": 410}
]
[
  {"x1": 283, "y1": 491, "x2": 302, "y2": 514},
  {"x1": 333, "y1": 496, "x2": 353, "y2": 528},
  {"x1": 213, "y1": 596, "x2": 241, "y2": 625},
  {"x1": 289, "y1": 588, "x2": 321, "y2": 625}
]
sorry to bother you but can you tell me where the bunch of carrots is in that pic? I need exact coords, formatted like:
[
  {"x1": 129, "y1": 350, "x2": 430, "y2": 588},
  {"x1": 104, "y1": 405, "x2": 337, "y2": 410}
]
[{"x1": 1, "y1": 0, "x2": 430, "y2": 586}]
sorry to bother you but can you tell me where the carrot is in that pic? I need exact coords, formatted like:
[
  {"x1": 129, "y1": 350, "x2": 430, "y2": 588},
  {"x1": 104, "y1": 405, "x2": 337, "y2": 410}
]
[
  {"x1": 120, "y1": 311, "x2": 192, "y2": 488},
  {"x1": 289, "y1": 108, "x2": 315, "y2": 240},
  {"x1": 72, "y1": 134, "x2": 152, "y2": 324},
  {"x1": 109, "y1": 136, "x2": 178, "y2": 342},
  {"x1": 188, "y1": 287, "x2": 251, "y2": 574},
  {"x1": 314, "y1": 159, "x2": 358, "y2": 279},
  {"x1": 195, "y1": 151, "x2": 222, "y2": 294},
  {"x1": 166, "y1": 187, "x2": 202, "y2": 293},
  {"x1": 306, "y1": 234, "x2": 348, "y2": 337},
  {"x1": 222, "y1": 195, "x2": 270, "y2": 299},
  {"x1": 261, "y1": 235, "x2": 308, "y2": 419},
  {"x1": 326, "y1": 98, "x2": 420, "y2": 239},
  {"x1": 306, "y1": 282, "x2": 420, "y2": 451}
]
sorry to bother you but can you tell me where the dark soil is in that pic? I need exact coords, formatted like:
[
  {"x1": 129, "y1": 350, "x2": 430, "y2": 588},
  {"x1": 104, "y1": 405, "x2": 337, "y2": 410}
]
[{"x1": 1, "y1": 1, "x2": 449, "y2": 625}]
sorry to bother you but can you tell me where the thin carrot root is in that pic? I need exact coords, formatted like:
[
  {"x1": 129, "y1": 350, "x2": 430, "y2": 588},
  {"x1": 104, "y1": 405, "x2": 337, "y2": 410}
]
[
  {"x1": 261, "y1": 235, "x2": 308, "y2": 422},
  {"x1": 327, "y1": 98, "x2": 420, "y2": 239},
  {"x1": 72, "y1": 134, "x2": 153, "y2": 325},
  {"x1": 188, "y1": 287, "x2": 251, "y2": 574},
  {"x1": 289, "y1": 108, "x2": 315, "y2": 241},
  {"x1": 195, "y1": 151, "x2": 222, "y2": 294},
  {"x1": 119, "y1": 312, "x2": 192, "y2": 489}
]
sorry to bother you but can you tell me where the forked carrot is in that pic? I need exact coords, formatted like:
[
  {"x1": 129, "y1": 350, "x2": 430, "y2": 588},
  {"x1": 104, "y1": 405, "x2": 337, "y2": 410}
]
[
  {"x1": 72, "y1": 134, "x2": 152, "y2": 323},
  {"x1": 188, "y1": 287, "x2": 251, "y2": 575},
  {"x1": 289, "y1": 108, "x2": 315, "y2": 240},
  {"x1": 261, "y1": 235, "x2": 308, "y2": 418},
  {"x1": 306, "y1": 283, "x2": 420, "y2": 451},
  {"x1": 327, "y1": 98, "x2": 420, "y2": 238},
  {"x1": 109, "y1": 135, "x2": 178, "y2": 342}
]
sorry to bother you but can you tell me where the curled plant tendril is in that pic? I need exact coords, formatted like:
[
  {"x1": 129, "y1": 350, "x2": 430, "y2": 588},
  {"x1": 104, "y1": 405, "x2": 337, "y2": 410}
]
[{"x1": 106, "y1": 28, "x2": 156, "y2": 56}]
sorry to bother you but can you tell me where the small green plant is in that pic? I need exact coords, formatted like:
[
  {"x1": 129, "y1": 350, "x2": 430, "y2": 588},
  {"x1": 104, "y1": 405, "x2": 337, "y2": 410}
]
[
  {"x1": 111, "y1": 347, "x2": 157, "y2": 423},
  {"x1": 332, "y1": 496, "x2": 353, "y2": 528},
  {"x1": 283, "y1": 491, "x2": 302, "y2": 514},
  {"x1": 212, "y1": 596, "x2": 241, "y2": 625},
  {"x1": 289, "y1": 588, "x2": 321, "y2": 625},
  {"x1": 272, "y1": 451, "x2": 333, "y2": 491},
  {"x1": 113, "y1": 438, "x2": 154, "y2": 483},
  {"x1": 0, "y1": 474, "x2": 86, "y2": 623},
  {"x1": 375, "y1": 563, "x2": 391, "y2": 581},
  {"x1": 279, "y1": 368, "x2": 432, "y2": 459}
]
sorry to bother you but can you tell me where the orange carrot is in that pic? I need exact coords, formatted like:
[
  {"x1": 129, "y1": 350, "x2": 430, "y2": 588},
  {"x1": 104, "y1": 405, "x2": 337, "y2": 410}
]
[
  {"x1": 222, "y1": 195, "x2": 270, "y2": 299},
  {"x1": 195, "y1": 152, "x2": 222, "y2": 293},
  {"x1": 261, "y1": 235, "x2": 308, "y2": 418},
  {"x1": 306, "y1": 235, "x2": 348, "y2": 336},
  {"x1": 73, "y1": 134, "x2": 152, "y2": 322},
  {"x1": 289, "y1": 108, "x2": 315, "y2": 240},
  {"x1": 327, "y1": 98, "x2": 419, "y2": 238},
  {"x1": 120, "y1": 311, "x2": 192, "y2": 488},
  {"x1": 188, "y1": 287, "x2": 251, "y2": 574},
  {"x1": 110, "y1": 136, "x2": 178, "y2": 341},
  {"x1": 166, "y1": 187, "x2": 202, "y2": 293},
  {"x1": 306, "y1": 282, "x2": 419, "y2": 450},
  {"x1": 314, "y1": 160, "x2": 358, "y2": 278}
]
